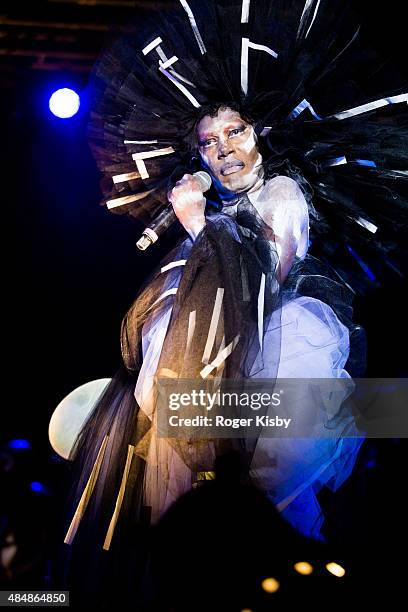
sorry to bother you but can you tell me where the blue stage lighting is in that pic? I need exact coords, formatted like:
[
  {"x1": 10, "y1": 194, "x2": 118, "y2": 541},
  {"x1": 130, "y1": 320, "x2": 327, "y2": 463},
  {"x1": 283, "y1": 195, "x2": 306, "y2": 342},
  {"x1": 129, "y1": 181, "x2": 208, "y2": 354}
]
[
  {"x1": 49, "y1": 88, "x2": 80, "y2": 118},
  {"x1": 8, "y1": 439, "x2": 31, "y2": 450},
  {"x1": 30, "y1": 481, "x2": 48, "y2": 494},
  {"x1": 346, "y1": 244, "x2": 376, "y2": 281}
]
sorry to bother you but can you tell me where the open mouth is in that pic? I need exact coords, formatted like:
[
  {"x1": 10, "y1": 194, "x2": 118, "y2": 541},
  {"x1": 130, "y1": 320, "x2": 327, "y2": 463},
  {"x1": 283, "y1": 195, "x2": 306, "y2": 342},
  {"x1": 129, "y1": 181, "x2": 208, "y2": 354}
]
[{"x1": 221, "y1": 161, "x2": 245, "y2": 176}]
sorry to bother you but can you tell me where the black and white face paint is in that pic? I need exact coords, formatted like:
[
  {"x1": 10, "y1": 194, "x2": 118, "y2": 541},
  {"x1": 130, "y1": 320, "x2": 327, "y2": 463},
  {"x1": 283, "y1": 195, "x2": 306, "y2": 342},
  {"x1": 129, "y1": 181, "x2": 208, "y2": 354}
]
[{"x1": 197, "y1": 107, "x2": 264, "y2": 196}]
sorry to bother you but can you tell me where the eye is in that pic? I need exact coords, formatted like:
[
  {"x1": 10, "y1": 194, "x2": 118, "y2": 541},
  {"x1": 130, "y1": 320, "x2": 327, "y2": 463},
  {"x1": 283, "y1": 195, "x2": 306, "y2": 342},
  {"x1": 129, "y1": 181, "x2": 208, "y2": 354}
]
[
  {"x1": 199, "y1": 138, "x2": 216, "y2": 148},
  {"x1": 229, "y1": 126, "x2": 246, "y2": 138}
]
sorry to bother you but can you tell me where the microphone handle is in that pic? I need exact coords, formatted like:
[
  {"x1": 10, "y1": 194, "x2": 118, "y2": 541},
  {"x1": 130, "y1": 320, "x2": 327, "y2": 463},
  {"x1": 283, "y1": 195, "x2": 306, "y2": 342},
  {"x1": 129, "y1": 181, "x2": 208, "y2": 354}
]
[
  {"x1": 136, "y1": 207, "x2": 177, "y2": 251},
  {"x1": 136, "y1": 171, "x2": 211, "y2": 251}
]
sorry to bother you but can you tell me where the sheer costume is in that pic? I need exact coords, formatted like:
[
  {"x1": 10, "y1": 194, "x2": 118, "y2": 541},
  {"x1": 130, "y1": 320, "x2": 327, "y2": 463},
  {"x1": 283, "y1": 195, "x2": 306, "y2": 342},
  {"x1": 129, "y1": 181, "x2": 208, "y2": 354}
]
[
  {"x1": 61, "y1": 173, "x2": 364, "y2": 603},
  {"x1": 132, "y1": 175, "x2": 363, "y2": 538}
]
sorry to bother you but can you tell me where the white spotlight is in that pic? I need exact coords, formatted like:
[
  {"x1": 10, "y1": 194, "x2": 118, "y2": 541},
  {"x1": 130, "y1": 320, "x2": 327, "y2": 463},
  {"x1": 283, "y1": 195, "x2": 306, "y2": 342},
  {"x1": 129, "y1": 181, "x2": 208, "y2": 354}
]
[{"x1": 49, "y1": 88, "x2": 80, "y2": 119}]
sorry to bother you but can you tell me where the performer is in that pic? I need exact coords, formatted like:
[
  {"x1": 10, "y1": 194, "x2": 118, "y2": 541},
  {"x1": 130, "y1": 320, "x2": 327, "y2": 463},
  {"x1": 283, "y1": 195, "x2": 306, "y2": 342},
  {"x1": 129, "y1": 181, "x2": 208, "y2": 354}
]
[
  {"x1": 129, "y1": 102, "x2": 363, "y2": 537},
  {"x1": 56, "y1": 0, "x2": 407, "y2": 603}
]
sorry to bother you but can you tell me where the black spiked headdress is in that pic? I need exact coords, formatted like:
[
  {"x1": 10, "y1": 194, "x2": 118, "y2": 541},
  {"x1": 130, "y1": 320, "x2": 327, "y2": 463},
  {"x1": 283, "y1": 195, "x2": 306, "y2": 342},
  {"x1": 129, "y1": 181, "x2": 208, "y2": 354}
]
[{"x1": 87, "y1": 0, "x2": 407, "y2": 293}]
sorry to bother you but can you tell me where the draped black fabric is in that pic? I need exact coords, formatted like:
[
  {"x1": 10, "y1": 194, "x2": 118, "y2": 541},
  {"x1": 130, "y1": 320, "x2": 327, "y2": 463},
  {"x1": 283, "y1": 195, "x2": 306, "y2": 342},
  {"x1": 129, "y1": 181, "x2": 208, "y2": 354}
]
[{"x1": 58, "y1": 195, "x2": 365, "y2": 605}]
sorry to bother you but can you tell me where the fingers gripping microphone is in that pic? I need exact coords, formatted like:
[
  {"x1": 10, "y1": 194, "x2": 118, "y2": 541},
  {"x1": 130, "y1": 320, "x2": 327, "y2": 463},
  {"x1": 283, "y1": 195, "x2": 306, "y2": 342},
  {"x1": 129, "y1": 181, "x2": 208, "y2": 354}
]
[{"x1": 136, "y1": 171, "x2": 212, "y2": 251}]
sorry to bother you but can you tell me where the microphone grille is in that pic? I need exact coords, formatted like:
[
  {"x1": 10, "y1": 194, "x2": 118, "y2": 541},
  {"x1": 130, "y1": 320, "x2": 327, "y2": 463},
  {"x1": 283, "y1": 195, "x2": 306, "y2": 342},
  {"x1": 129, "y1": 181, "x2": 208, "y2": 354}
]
[{"x1": 193, "y1": 170, "x2": 212, "y2": 192}]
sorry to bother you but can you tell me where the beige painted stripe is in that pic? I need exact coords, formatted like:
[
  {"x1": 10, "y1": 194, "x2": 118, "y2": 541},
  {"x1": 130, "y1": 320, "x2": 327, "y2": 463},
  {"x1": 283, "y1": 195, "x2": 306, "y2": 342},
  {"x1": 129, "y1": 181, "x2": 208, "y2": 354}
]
[
  {"x1": 64, "y1": 434, "x2": 109, "y2": 545},
  {"x1": 112, "y1": 171, "x2": 141, "y2": 184},
  {"x1": 258, "y1": 272, "x2": 266, "y2": 352},
  {"x1": 186, "y1": 310, "x2": 196, "y2": 355},
  {"x1": 103, "y1": 444, "x2": 135, "y2": 551},
  {"x1": 160, "y1": 259, "x2": 187, "y2": 273},
  {"x1": 200, "y1": 334, "x2": 240, "y2": 379},
  {"x1": 202, "y1": 288, "x2": 224, "y2": 365},
  {"x1": 106, "y1": 189, "x2": 155, "y2": 209}
]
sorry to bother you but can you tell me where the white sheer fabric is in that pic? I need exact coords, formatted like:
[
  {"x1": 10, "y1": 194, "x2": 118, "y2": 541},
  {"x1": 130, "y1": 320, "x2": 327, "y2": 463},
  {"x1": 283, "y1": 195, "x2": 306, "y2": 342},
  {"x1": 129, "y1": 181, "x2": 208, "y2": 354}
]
[{"x1": 133, "y1": 176, "x2": 362, "y2": 537}]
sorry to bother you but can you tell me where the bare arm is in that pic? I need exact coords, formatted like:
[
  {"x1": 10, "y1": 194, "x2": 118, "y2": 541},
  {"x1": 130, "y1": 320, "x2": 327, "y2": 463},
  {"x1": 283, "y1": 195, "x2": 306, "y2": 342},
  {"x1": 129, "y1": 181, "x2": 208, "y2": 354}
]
[{"x1": 253, "y1": 176, "x2": 309, "y2": 284}]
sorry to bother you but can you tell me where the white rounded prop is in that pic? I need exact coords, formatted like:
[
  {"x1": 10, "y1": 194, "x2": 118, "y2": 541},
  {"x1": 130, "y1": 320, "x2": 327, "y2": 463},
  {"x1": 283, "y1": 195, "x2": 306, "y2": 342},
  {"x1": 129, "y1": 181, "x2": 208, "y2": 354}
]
[{"x1": 49, "y1": 378, "x2": 111, "y2": 460}]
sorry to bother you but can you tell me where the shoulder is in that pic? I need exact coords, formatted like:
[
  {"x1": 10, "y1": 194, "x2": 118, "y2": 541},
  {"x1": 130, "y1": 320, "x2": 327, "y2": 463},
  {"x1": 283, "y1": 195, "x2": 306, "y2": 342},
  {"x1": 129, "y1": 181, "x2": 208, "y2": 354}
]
[{"x1": 262, "y1": 175, "x2": 304, "y2": 200}]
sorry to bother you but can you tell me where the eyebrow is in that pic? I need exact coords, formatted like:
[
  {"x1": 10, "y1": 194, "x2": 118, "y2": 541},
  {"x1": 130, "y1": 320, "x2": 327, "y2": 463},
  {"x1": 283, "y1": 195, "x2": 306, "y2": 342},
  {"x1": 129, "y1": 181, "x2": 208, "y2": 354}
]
[{"x1": 198, "y1": 122, "x2": 247, "y2": 139}]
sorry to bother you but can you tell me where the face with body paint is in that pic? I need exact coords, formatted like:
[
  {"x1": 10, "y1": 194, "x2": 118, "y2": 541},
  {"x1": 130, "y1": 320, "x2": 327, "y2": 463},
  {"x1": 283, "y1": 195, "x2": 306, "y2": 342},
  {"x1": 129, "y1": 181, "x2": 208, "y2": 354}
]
[{"x1": 196, "y1": 107, "x2": 264, "y2": 195}]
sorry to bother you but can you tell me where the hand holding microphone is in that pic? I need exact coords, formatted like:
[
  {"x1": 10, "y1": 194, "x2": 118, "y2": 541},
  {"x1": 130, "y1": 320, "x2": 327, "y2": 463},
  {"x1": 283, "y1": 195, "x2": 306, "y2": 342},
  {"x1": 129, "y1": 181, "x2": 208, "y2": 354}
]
[{"x1": 136, "y1": 171, "x2": 212, "y2": 250}]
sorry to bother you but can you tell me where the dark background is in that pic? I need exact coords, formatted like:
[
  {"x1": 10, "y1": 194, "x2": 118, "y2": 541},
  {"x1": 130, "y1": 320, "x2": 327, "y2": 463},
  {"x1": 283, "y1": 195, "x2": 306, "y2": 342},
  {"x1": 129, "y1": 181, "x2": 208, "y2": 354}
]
[{"x1": 1, "y1": 0, "x2": 407, "y2": 594}]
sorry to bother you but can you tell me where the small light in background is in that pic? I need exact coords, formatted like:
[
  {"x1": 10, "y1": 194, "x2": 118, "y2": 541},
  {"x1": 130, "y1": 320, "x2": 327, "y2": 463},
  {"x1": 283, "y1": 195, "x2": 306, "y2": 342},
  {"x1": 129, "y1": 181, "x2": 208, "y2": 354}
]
[
  {"x1": 8, "y1": 439, "x2": 31, "y2": 450},
  {"x1": 326, "y1": 562, "x2": 346, "y2": 578},
  {"x1": 294, "y1": 561, "x2": 314, "y2": 575},
  {"x1": 49, "y1": 88, "x2": 80, "y2": 119},
  {"x1": 30, "y1": 481, "x2": 49, "y2": 495},
  {"x1": 261, "y1": 577, "x2": 280, "y2": 593}
]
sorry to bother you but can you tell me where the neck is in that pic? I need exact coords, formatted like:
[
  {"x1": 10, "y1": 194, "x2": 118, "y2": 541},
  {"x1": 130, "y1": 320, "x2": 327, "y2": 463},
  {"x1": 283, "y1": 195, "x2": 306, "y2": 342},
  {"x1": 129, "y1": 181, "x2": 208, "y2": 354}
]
[
  {"x1": 219, "y1": 174, "x2": 265, "y2": 206},
  {"x1": 246, "y1": 176, "x2": 265, "y2": 203}
]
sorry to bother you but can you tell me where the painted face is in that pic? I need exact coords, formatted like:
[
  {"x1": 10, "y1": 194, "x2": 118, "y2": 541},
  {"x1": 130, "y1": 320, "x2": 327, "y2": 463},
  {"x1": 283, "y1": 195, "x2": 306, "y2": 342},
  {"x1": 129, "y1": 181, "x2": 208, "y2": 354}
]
[{"x1": 196, "y1": 107, "x2": 263, "y2": 195}]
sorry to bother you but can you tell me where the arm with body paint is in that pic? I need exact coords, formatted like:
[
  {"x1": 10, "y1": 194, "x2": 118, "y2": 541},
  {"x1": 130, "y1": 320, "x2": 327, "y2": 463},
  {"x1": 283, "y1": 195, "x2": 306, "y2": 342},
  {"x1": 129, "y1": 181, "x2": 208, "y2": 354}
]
[{"x1": 253, "y1": 176, "x2": 309, "y2": 284}]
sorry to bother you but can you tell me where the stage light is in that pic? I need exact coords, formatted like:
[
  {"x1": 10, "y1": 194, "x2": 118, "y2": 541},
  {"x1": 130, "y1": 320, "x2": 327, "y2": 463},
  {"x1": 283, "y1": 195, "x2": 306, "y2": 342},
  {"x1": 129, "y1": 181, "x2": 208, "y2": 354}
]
[
  {"x1": 49, "y1": 88, "x2": 80, "y2": 118},
  {"x1": 346, "y1": 244, "x2": 376, "y2": 281},
  {"x1": 30, "y1": 481, "x2": 51, "y2": 495},
  {"x1": 261, "y1": 577, "x2": 280, "y2": 593},
  {"x1": 294, "y1": 561, "x2": 314, "y2": 575},
  {"x1": 325, "y1": 562, "x2": 346, "y2": 578},
  {"x1": 8, "y1": 439, "x2": 31, "y2": 450},
  {"x1": 30, "y1": 481, "x2": 47, "y2": 493}
]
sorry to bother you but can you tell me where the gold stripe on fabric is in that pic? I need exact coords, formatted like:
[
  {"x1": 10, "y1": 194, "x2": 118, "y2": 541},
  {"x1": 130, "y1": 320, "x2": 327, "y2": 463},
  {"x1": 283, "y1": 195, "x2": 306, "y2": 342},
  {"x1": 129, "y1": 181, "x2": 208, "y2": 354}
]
[
  {"x1": 132, "y1": 147, "x2": 175, "y2": 160},
  {"x1": 258, "y1": 272, "x2": 266, "y2": 352},
  {"x1": 103, "y1": 444, "x2": 135, "y2": 551},
  {"x1": 64, "y1": 434, "x2": 109, "y2": 545},
  {"x1": 106, "y1": 189, "x2": 155, "y2": 209},
  {"x1": 200, "y1": 334, "x2": 240, "y2": 379},
  {"x1": 197, "y1": 471, "x2": 216, "y2": 481},
  {"x1": 145, "y1": 288, "x2": 178, "y2": 315},
  {"x1": 156, "y1": 367, "x2": 179, "y2": 378},
  {"x1": 185, "y1": 310, "x2": 196, "y2": 355},
  {"x1": 160, "y1": 259, "x2": 187, "y2": 273},
  {"x1": 202, "y1": 288, "x2": 224, "y2": 365},
  {"x1": 112, "y1": 171, "x2": 141, "y2": 184}
]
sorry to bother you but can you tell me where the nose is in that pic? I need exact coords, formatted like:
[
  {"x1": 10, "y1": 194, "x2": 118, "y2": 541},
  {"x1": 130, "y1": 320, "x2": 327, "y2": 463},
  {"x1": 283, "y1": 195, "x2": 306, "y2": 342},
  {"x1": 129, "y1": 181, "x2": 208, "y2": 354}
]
[{"x1": 217, "y1": 138, "x2": 234, "y2": 159}]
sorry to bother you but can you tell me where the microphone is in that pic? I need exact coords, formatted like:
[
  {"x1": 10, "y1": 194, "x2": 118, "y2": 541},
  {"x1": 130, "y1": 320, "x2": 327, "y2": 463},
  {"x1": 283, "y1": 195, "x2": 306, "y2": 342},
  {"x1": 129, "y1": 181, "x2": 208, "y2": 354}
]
[{"x1": 136, "y1": 171, "x2": 212, "y2": 250}]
